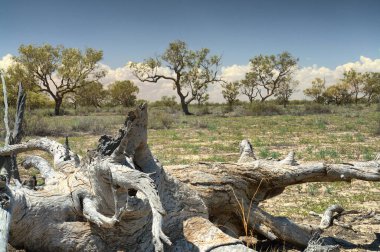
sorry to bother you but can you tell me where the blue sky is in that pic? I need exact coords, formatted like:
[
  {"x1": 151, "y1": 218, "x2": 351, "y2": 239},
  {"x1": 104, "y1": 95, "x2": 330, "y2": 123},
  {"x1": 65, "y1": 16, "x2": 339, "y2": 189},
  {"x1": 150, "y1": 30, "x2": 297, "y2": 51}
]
[{"x1": 1, "y1": 0, "x2": 380, "y2": 69}]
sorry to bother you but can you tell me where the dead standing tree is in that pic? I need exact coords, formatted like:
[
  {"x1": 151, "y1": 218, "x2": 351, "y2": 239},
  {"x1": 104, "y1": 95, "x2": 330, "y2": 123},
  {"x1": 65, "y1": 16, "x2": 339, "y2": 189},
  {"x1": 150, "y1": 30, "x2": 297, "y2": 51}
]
[
  {"x1": 0, "y1": 104, "x2": 379, "y2": 251},
  {"x1": 1, "y1": 74, "x2": 26, "y2": 182}
]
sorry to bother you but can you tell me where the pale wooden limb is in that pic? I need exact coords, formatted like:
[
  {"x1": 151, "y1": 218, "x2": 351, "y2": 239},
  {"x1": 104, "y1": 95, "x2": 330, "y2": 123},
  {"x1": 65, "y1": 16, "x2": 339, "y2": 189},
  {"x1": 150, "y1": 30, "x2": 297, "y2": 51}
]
[
  {"x1": 152, "y1": 208, "x2": 172, "y2": 251},
  {"x1": 0, "y1": 73, "x2": 12, "y2": 252},
  {"x1": 82, "y1": 197, "x2": 118, "y2": 228},
  {"x1": 1, "y1": 83, "x2": 26, "y2": 182},
  {"x1": 1, "y1": 73, "x2": 11, "y2": 146},
  {"x1": 305, "y1": 235, "x2": 340, "y2": 252},
  {"x1": 249, "y1": 206, "x2": 318, "y2": 247},
  {"x1": 21, "y1": 155, "x2": 65, "y2": 185},
  {"x1": 93, "y1": 160, "x2": 170, "y2": 251},
  {"x1": 111, "y1": 104, "x2": 148, "y2": 164},
  {"x1": 279, "y1": 151, "x2": 298, "y2": 166},
  {"x1": 0, "y1": 138, "x2": 80, "y2": 170},
  {"x1": 183, "y1": 216, "x2": 253, "y2": 252},
  {"x1": 11, "y1": 83, "x2": 26, "y2": 145},
  {"x1": 0, "y1": 187, "x2": 12, "y2": 252},
  {"x1": 253, "y1": 223, "x2": 277, "y2": 241},
  {"x1": 309, "y1": 205, "x2": 354, "y2": 230},
  {"x1": 108, "y1": 163, "x2": 172, "y2": 251},
  {"x1": 319, "y1": 204, "x2": 344, "y2": 229},
  {"x1": 238, "y1": 139, "x2": 256, "y2": 163}
]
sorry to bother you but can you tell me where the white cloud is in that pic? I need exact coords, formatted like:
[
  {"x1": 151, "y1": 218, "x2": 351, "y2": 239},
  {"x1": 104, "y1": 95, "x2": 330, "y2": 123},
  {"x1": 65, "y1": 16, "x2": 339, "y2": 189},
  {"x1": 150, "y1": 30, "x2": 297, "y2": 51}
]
[
  {"x1": 215, "y1": 56, "x2": 380, "y2": 101},
  {"x1": 99, "y1": 63, "x2": 177, "y2": 101},
  {"x1": 294, "y1": 56, "x2": 380, "y2": 99},
  {"x1": 0, "y1": 54, "x2": 15, "y2": 72}
]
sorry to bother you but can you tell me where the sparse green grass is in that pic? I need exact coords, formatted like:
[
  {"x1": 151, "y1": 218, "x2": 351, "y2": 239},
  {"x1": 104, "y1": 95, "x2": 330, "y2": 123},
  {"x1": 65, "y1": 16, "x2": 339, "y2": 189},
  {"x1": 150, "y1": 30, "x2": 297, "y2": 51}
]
[
  {"x1": 1, "y1": 104, "x2": 378, "y2": 167},
  {"x1": 1, "y1": 103, "x2": 379, "y2": 224}
]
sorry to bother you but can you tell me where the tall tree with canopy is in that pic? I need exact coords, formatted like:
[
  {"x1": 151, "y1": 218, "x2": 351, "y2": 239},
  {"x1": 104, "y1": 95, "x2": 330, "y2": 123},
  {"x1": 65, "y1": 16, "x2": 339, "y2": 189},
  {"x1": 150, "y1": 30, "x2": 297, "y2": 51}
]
[
  {"x1": 221, "y1": 81, "x2": 241, "y2": 107},
  {"x1": 7, "y1": 44, "x2": 106, "y2": 115},
  {"x1": 72, "y1": 81, "x2": 107, "y2": 108},
  {"x1": 362, "y1": 72, "x2": 380, "y2": 105},
  {"x1": 108, "y1": 80, "x2": 139, "y2": 107},
  {"x1": 274, "y1": 76, "x2": 299, "y2": 107},
  {"x1": 322, "y1": 82, "x2": 352, "y2": 105},
  {"x1": 240, "y1": 72, "x2": 259, "y2": 104},
  {"x1": 129, "y1": 40, "x2": 222, "y2": 115},
  {"x1": 246, "y1": 52, "x2": 298, "y2": 102},
  {"x1": 304, "y1": 77, "x2": 326, "y2": 103},
  {"x1": 341, "y1": 69, "x2": 364, "y2": 105}
]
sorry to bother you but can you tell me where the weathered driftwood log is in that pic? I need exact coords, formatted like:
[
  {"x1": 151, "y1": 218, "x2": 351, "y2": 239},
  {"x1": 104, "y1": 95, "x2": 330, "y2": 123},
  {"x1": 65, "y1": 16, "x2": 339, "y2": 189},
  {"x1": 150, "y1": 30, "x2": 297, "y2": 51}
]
[{"x1": 0, "y1": 104, "x2": 379, "y2": 252}]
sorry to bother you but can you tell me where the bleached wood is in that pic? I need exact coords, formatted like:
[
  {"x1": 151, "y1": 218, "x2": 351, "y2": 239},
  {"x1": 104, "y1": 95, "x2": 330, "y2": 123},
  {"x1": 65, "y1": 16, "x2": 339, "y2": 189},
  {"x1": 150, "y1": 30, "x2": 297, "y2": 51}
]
[
  {"x1": 0, "y1": 138, "x2": 80, "y2": 171},
  {"x1": 319, "y1": 204, "x2": 344, "y2": 229},
  {"x1": 22, "y1": 155, "x2": 64, "y2": 185},
  {"x1": 279, "y1": 151, "x2": 298, "y2": 165},
  {"x1": 238, "y1": 139, "x2": 256, "y2": 163},
  {"x1": 0, "y1": 187, "x2": 12, "y2": 252},
  {"x1": 1, "y1": 73, "x2": 10, "y2": 146}
]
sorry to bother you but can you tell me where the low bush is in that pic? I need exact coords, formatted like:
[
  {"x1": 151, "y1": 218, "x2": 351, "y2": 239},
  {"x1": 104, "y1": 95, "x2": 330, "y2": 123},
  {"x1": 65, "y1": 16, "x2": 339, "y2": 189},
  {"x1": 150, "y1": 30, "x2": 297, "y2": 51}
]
[
  {"x1": 302, "y1": 104, "x2": 331, "y2": 114},
  {"x1": 149, "y1": 110, "x2": 176, "y2": 129},
  {"x1": 374, "y1": 119, "x2": 380, "y2": 136},
  {"x1": 195, "y1": 106, "x2": 211, "y2": 116},
  {"x1": 245, "y1": 103, "x2": 284, "y2": 116},
  {"x1": 24, "y1": 116, "x2": 66, "y2": 136}
]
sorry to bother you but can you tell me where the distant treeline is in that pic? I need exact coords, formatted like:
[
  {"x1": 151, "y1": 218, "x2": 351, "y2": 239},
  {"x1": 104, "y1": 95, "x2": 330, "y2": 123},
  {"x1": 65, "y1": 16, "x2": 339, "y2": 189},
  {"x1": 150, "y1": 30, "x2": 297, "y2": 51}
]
[{"x1": 1, "y1": 42, "x2": 379, "y2": 116}]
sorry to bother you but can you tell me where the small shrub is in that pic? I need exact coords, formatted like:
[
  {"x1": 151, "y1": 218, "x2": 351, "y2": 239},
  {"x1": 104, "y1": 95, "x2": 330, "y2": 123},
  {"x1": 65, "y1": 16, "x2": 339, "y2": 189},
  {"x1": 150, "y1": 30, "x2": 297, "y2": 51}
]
[
  {"x1": 270, "y1": 151, "x2": 280, "y2": 159},
  {"x1": 149, "y1": 111, "x2": 175, "y2": 129},
  {"x1": 259, "y1": 147, "x2": 270, "y2": 158},
  {"x1": 314, "y1": 118, "x2": 328, "y2": 130},
  {"x1": 354, "y1": 133, "x2": 365, "y2": 142},
  {"x1": 191, "y1": 119, "x2": 209, "y2": 129},
  {"x1": 195, "y1": 106, "x2": 211, "y2": 116},
  {"x1": 303, "y1": 104, "x2": 331, "y2": 114},
  {"x1": 374, "y1": 119, "x2": 380, "y2": 136},
  {"x1": 316, "y1": 148, "x2": 338, "y2": 159},
  {"x1": 246, "y1": 103, "x2": 283, "y2": 116},
  {"x1": 307, "y1": 184, "x2": 319, "y2": 196},
  {"x1": 24, "y1": 116, "x2": 66, "y2": 136},
  {"x1": 71, "y1": 118, "x2": 92, "y2": 132},
  {"x1": 206, "y1": 123, "x2": 217, "y2": 131},
  {"x1": 324, "y1": 186, "x2": 333, "y2": 195},
  {"x1": 362, "y1": 147, "x2": 374, "y2": 161}
]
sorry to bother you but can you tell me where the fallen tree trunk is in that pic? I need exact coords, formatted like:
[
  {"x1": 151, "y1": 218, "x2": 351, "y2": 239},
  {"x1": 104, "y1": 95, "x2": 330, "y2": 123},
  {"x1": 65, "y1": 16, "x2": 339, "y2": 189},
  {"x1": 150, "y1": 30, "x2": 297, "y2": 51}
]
[{"x1": 0, "y1": 104, "x2": 379, "y2": 251}]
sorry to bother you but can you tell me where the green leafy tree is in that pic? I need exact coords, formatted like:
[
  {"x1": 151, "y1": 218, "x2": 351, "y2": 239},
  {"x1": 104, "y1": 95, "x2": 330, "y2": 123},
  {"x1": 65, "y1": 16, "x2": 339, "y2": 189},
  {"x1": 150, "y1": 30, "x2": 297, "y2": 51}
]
[
  {"x1": 246, "y1": 52, "x2": 298, "y2": 102},
  {"x1": 341, "y1": 69, "x2": 364, "y2": 104},
  {"x1": 27, "y1": 92, "x2": 53, "y2": 109},
  {"x1": 221, "y1": 81, "x2": 241, "y2": 107},
  {"x1": 362, "y1": 72, "x2": 380, "y2": 105},
  {"x1": 240, "y1": 72, "x2": 259, "y2": 104},
  {"x1": 8, "y1": 44, "x2": 105, "y2": 115},
  {"x1": 75, "y1": 82, "x2": 107, "y2": 108},
  {"x1": 0, "y1": 74, "x2": 52, "y2": 109},
  {"x1": 323, "y1": 82, "x2": 351, "y2": 105},
  {"x1": 195, "y1": 86, "x2": 209, "y2": 106},
  {"x1": 274, "y1": 77, "x2": 299, "y2": 107},
  {"x1": 303, "y1": 77, "x2": 326, "y2": 103},
  {"x1": 129, "y1": 40, "x2": 221, "y2": 115},
  {"x1": 108, "y1": 80, "x2": 139, "y2": 107},
  {"x1": 0, "y1": 75, "x2": 18, "y2": 106}
]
